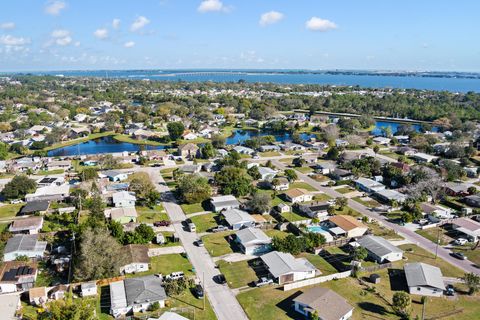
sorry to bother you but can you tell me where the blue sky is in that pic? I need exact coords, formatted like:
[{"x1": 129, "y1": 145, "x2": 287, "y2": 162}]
[{"x1": 0, "y1": 0, "x2": 479, "y2": 71}]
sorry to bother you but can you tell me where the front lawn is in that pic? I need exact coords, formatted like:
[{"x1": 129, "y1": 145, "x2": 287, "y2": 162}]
[
  {"x1": 415, "y1": 227, "x2": 452, "y2": 246},
  {"x1": 367, "y1": 221, "x2": 403, "y2": 240},
  {"x1": 293, "y1": 166, "x2": 314, "y2": 174},
  {"x1": 352, "y1": 196, "x2": 381, "y2": 208},
  {"x1": 0, "y1": 203, "x2": 22, "y2": 219},
  {"x1": 336, "y1": 186, "x2": 354, "y2": 194},
  {"x1": 259, "y1": 151, "x2": 281, "y2": 157},
  {"x1": 289, "y1": 182, "x2": 317, "y2": 192},
  {"x1": 202, "y1": 231, "x2": 234, "y2": 257},
  {"x1": 181, "y1": 202, "x2": 206, "y2": 215},
  {"x1": 265, "y1": 229, "x2": 290, "y2": 239},
  {"x1": 137, "y1": 205, "x2": 169, "y2": 223},
  {"x1": 149, "y1": 254, "x2": 195, "y2": 276},
  {"x1": 190, "y1": 213, "x2": 218, "y2": 233},
  {"x1": 281, "y1": 210, "x2": 309, "y2": 222},
  {"x1": 297, "y1": 253, "x2": 337, "y2": 275},
  {"x1": 217, "y1": 259, "x2": 259, "y2": 288}
]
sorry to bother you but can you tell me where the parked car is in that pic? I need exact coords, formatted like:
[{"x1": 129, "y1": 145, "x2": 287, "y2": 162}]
[
  {"x1": 445, "y1": 284, "x2": 455, "y2": 296},
  {"x1": 194, "y1": 284, "x2": 204, "y2": 299},
  {"x1": 214, "y1": 274, "x2": 226, "y2": 284},
  {"x1": 195, "y1": 239, "x2": 204, "y2": 247},
  {"x1": 188, "y1": 223, "x2": 197, "y2": 232},
  {"x1": 255, "y1": 277, "x2": 274, "y2": 287},
  {"x1": 451, "y1": 252, "x2": 467, "y2": 260},
  {"x1": 10, "y1": 199, "x2": 22, "y2": 204},
  {"x1": 454, "y1": 238, "x2": 468, "y2": 246},
  {"x1": 211, "y1": 225, "x2": 228, "y2": 233},
  {"x1": 154, "y1": 220, "x2": 171, "y2": 227}
]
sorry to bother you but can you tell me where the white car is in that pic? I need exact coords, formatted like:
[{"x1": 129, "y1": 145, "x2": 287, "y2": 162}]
[
  {"x1": 454, "y1": 238, "x2": 468, "y2": 245},
  {"x1": 256, "y1": 277, "x2": 274, "y2": 287}
]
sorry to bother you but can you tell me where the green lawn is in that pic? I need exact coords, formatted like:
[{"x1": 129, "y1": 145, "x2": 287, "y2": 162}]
[
  {"x1": 297, "y1": 253, "x2": 337, "y2": 275},
  {"x1": 289, "y1": 182, "x2": 318, "y2": 192},
  {"x1": 137, "y1": 205, "x2": 169, "y2": 223},
  {"x1": 313, "y1": 193, "x2": 332, "y2": 202},
  {"x1": 190, "y1": 213, "x2": 218, "y2": 233},
  {"x1": 44, "y1": 131, "x2": 115, "y2": 151},
  {"x1": 0, "y1": 223, "x2": 9, "y2": 233},
  {"x1": 259, "y1": 151, "x2": 281, "y2": 157},
  {"x1": 294, "y1": 166, "x2": 314, "y2": 174},
  {"x1": 352, "y1": 196, "x2": 381, "y2": 208},
  {"x1": 149, "y1": 254, "x2": 195, "y2": 276},
  {"x1": 181, "y1": 202, "x2": 207, "y2": 215},
  {"x1": 333, "y1": 206, "x2": 361, "y2": 217},
  {"x1": 0, "y1": 203, "x2": 22, "y2": 219},
  {"x1": 265, "y1": 229, "x2": 290, "y2": 239},
  {"x1": 336, "y1": 186, "x2": 354, "y2": 194},
  {"x1": 281, "y1": 210, "x2": 309, "y2": 222},
  {"x1": 217, "y1": 259, "x2": 259, "y2": 288},
  {"x1": 202, "y1": 231, "x2": 234, "y2": 257},
  {"x1": 113, "y1": 134, "x2": 165, "y2": 146},
  {"x1": 367, "y1": 221, "x2": 403, "y2": 240},
  {"x1": 36, "y1": 169, "x2": 65, "y2": 175}
]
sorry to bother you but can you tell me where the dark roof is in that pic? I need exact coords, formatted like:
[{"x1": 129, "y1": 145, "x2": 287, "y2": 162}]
[
  {"x1": 1, "y1": 265, "x2": 36, "y2": 282},
  {"x1": 124, "y1": 275, "x2": 167, "y2": 305},
  {"x1": 38, "y1": 177, "x2": 57, "y2": 184},
  {"x1": 20, "y1": 201, "x2": 50, "y2": 214}
]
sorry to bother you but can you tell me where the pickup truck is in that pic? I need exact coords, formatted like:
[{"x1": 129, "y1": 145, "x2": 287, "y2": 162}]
[
  {"x1": 211, "y1": 225, "x2": 228, "y2": 233},
  {"x1": 256, "y1": 277, "x2": 274, "y2": 287}
]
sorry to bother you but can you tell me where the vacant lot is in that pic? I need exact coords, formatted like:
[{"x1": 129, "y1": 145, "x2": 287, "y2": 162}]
[
  {"x1": 190, "y1": 213, "x2": 218, "y2": 233},
  {"x1": 202, "y1": 231, "x2": 234, "y2": 257},
  {"x1": 217, "y1": 259, "x2": 259, "y2": 288}
]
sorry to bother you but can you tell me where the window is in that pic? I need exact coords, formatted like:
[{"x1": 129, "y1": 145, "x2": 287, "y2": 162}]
[{"x1": 417, "y1": 287, "x2": 421, "y2": 291}]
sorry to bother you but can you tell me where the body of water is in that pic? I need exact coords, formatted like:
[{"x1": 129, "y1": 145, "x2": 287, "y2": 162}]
[
  {"x1": 24, "y1": 69, "x2": 480, "y2": 92},
  {"x1": 225, "y1": 130, "x2": 315, "y2": 145}
]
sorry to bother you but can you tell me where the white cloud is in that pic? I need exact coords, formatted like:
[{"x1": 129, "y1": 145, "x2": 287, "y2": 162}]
[
  {"x1": 51, "y1": 29, "x2": 72, "y2": 46},
  {"x1": 93, "y1": 28, "x2": 109, "y2": 40},
  {"x1": 259, "y1": 11, "x2": 284, "y2": 27},
  {"x1": 305, "y1": 17, "x2": 337, "y2": 32},
  {"x1": 198, "y1": 0, "x2": 229, "y2": 13},
  {"x1": 0, "y1": 22, "x2": 15, "y2": 30},
  {"x1": 124, "y1": 41, "x2": 135, "y2": 48},
  {"x1": 0, "y1": 35, "x2": 30, "y2": 46},
  {"x1": 112, "y1": 18, "x2": 121, "y2": 29},
  {"x1": 130, "y1": 16, "x2": 150, "y2": 32},
  {"x1": 45, "y1": 1, "x2": 66, "y2": 16}
]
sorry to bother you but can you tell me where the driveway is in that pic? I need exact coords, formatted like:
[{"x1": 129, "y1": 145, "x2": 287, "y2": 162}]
[
  {"x1": 271, "y1": 160, "x2": 480, "y2": 275},
  {"x1": 139, "y1": 167, "x2": 249, "y2": 320}
]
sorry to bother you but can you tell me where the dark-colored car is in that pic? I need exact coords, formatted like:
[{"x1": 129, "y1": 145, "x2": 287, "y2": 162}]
[
  {"x1": 451, "y1": 252, "x2": 467, "y2": 260},
  {"x1": 195, "y1": 239, "x2": 204, "y2": 247},
  {"x1": 153, "y1": 220, "x2": 170, "y2": 227},
  {"x1": 445, "y1": 284, "x2": 455, "y2": 296},
  {"x1": 214, "y1": 274, "x2": 226, "y2": 284},
  {"x1": 195, "y1": 284, "x2": 204, "y2": 299}
]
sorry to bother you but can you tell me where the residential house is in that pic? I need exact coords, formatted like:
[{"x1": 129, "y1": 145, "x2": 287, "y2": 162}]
[
  {"x1": 354, "y1": 177, "x2": 386, "y2": 193},
  {"x1": 444, "y1": 182, "x2": 474, "y2": 197},
  {"x1": 270, "y1": 177, "x2": 290, "y2": 191},
  {"x1": 465, "y1": 195, "x2": 480, "y2": 207},
  {"x1": 396, "y1": 146, "x2": 416, "y2": 156},
  {"x1": 19, "y1": 200, "x2": 50, "y2": 215},
  {"x1": 120, "y1": 244, "x2": 150, "y2": 274},
  {"x1": 100, "y1": 170, "x2": 128, "y2": 182},
  {"x1": 297, "y1": 201, "x2": 331, "y2": 220},
  {"x1": 110, "y1": 275, "x2": 167, "y2": 317},
  {"x1": 182, "y1": 131, "x2": 198, "y2": 140},
  {"x1": 69, "y1": 127, "x2": 90, "y2": 138},
  {"x1": 261, "y1": 251, "x2": 317, "y2": 284},
  {"x1": 276, "y1": 203, "x2": 291, "y2": 213},
  {"x1": 105, "y1": 207, "x2": 138, "y2": 224},
  {"x1": 327, "y1": 215, "x2": 368, "y2": 238},
  {"x1": 0, "y1": 262, "x2": 37, "y2": 293},
  {"x1": 29, "y1": 287, "x2": 48, "y2": 306},
  {"x1": 374, "y1": 189, "x2": 407, "y2": 204},
  {"x1": 179, "y1": 165, "x2": 201, "y2": 175},
  {"x1": 25, "y1": 184, "x2": 70, "y2": 202},
  {"x1": 284, "y1": 188, "x2": 313, "y2": 204},
  {"x1": 149, "y1": 312, "x2": 189, "y2": 320},
  {"x1": 356, "y1": 235, "x2": 403, "y2": 263},
  {"x1": 210, "y1": 195, "x2": 240, "y2": 212},
  {"x1": 178, "y1": 143, "x2": 199, "y2": 159},
  {"x1": 81, "y1": 281, "x2": 97, "y2": 297},
  {"x1": 452, "y1": 217, "x2": 480, "y2": 242},
  {"x1": 335, "y1": 139, "x2": 349, "y2": 147},
  {"x1": 373, "y1": 137, "x2": 391, "y2": 145},
  {"x1": 3, "y1": 235, "x2": 47, "y2": 261},
  {"x1": 315, "y1": 162, "x2": 336, "y2": 175},
  {"x1": 259, "y1": 145, "x2": 280, "y2": 152},
  {"x1": 112, "y1": 191, "x2": 136, "y2": 208},
  {"x1": 45, "y1": 160, "x2": 72, "y2": 171},
  {"x1": 132, "y1": 129, "x2": 158, "y2": 140},
  {"x1": 330, "y1": 168, "x2": 354, "y2": 181},
  {"x1": 233, "y1": 146, "x2": 255, "y2": 155},
  {"x1": 49, "y1": 285, "x2": 68, "y2": 300},
  {"x1": 222, "y1": 209, "x2": 256, "y2": 230},
  {"x1": 0, "y1": 294, "x2": 21, "y2": 320},
  {"x1": 9, "y1": 217, "x2": 44, "y2": 235},
  {"x1": 404, "y1": 263, "x2": 445, "y2": 297},
  {"x1": 293, "y1": 287, "x2": 354, "y2": 320},
  {"x1": 411, "y1": 152, "x2": 438, "y2": 163},
  {"x1": 37, "y1": 176, "x2": 65, "y2": 187},
  {"x1": 257, "y1": 166, "x2": 278, "y2": 181},
  {"x1": 235, "y1": 227, "x2": 272, "y2": 255},
  {"x1": 420, "y1": 203, "x2": 454, "y2": 219}
]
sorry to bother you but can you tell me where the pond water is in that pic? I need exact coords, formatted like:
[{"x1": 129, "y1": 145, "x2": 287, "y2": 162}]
[{"x1": 225, "y1": 129, "x2": 316, "y2": 145}]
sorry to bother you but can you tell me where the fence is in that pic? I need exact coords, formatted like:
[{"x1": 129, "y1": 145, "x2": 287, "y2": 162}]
[
  {"x1": 359, "y1": 262, "x2": 392, "y2": 273},
  {"x1": 313, "y1": 238, "x2": 352, "y2": 254},
  {"x1": 283, "y1": 270, "x2": 352, "y2": 291}
]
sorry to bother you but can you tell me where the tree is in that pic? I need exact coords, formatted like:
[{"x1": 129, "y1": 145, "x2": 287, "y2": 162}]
[
  {"x1": 215, "y1": 166, "x2": 253, "y2": 196},
  {"x1": 373, "y1": 145, "x2": 380, "y2": 155},
  {"x1": 80, "y1": 167, "x2": 98, "y2": 181},
  {"x1": 352, "y1": 246, "x2": 368, "y2": 261},
  {"x1": 128, "y1": 172, "x2": 156, "y2": 201},
  {"x1": 75, "y1": 228, "x2": 127, "y2": 281},
  {"x1": 326, "y1": 146, "x2": 341, "y2": 160},
  {"x1": 38, "y1": 289, "x2": 96, "y2": 320},
  {"x1": 284, "y1": 169, "x2": 298, "y2": 182},
  {"x1": 109, "y1": 220, "x2": 124, "y2": 240},
  {"x1": 323, "y1": 124, "x2": 339, "y2": 145},
  {"x1": 86, "y1": 195, "x2": 105, "y2": 227},
  {"x1": 292, "y1": 157, "x2": 306, "y2": 167},
  {"x1": 310, "y1": 310, "x2": 320, "y2": 320},
  {"x1": 126, "y1": 224, "x2": 155, "y2": 244},
  {"x1": 0, "y1": 142, "x2": 8, "y2": 160},
  {"x1": 176, "y1": 174, "x2": 212, "y2": 204},
  {"x1": 200, "y1": 142, "x2": 216, "y2": 159},
  {"x1": 247, "y1": 165, "x2": 261, "y2": 180},
  {"x1": 1, "y1": 175, "x2": 36, "y2": 200},
  {"x1": 247, "y1": 192, "x2": 271, "y2": 214},
  {"x1": 463, "y1": 272, "x2": 480, "y2": 295},
  {"x1": 97, "y1": 154, "x2": 119, "y2": 170},
  {"x1": 392, "y1": 291, "x2": 411, "y2": 318},
  {"x1": 335, "y1": 197, "x2": 348, "y2": 210},
  {"x1": 211, "y1": 134, "x2": 226, "y2": 149},
  {"x1": 167, "y1": 122, "x2": 185, "y2": 140},
  {"x1": 272, "y1": 234, "x2": 305, "y2": 255}
]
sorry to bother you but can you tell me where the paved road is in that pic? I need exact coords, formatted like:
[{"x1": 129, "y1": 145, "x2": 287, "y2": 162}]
[
  {"x1": 271, "y1": 160, "x2": 480, "y2": 275},
  {"x1": 141, "y1": 168, "x2": 248, "y2": 320}
]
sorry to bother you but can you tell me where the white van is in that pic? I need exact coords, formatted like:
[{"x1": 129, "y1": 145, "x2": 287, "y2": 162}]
[{"x1": 188, "y1": 222, "x2": 196, "y2": 232}]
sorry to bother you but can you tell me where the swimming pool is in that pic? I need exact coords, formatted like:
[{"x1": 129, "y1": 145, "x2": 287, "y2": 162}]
[{"x1": 307, "y1": 225, "x2": 329, "y2": 233}]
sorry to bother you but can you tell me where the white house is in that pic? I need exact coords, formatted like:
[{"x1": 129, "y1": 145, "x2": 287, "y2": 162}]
[
  {"x1": 222, "y1": 209, "x2": 256, "y2": 230},
  {"x1": 356, "y1": 235, "x2": 403, "y2": 263},
  {"x1": 112, "y1": 191, "x2": 136, "y2": 208},
  {"x1": 293, "y1": 287, "x2": 353, "y2": 320},
  {"x1": 9, "y1": 217, "x2": 44, "y2": 235},
  {"x1": 210, "y1": 195, "x2": 240, "y2": 212},
  {"x1": 412, "y1": 152, "x2": 438, "y2": 163},
  {"x1": 404, "y1": 263, "x2": 445, "y2": 297},
  {"x1": 233, "y1": 146, "x2": 255, "y2": 155},
  {"x1": 257, "y1": 166, "x2": 278, "y2": 181},
  {"x1": 25, "y1": 184, "x2": 70, "y2": 203},
  {"x1": 235, "y1": 228, "x2": 272, "y2": 255},
  {"x1": 451, "y1": 218, "x2": 480, "y2": 242},
  {"x1": 354, "y1": 177, "x2": 385, "y2": 193},
  {"x1": 120, "y1": 245, "x2": 150, "y2": 274},
  {"x1": 261, "y1": 251, "x2": 317, "y2": 284},
  {"x1": 284, "y1": 188, "x2": 313, "y2": 204}
]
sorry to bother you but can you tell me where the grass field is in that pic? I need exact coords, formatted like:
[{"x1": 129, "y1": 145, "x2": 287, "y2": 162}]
[
  {"x1": 190, "y1": 213, "x2": 218, "y2": 233},
  {"x1": 43, "y1": 131, "x2": 115, "y2": 151},
  {"x1": 181, "y1": 202, "x2": 207, "y2": 215},
  {"x1": 137, "y1": 205, "x2": 169, "y2": 223},
  {"x1": 297, "y1": 253, "x2": 338, "y2": 275},
  {"x1": 415, "y1": 227, "x2": 452, "y2": 246},
  {"x1": 294, "y1": 166, "x2": 314, "y2": 174},
  {"x1": 352, "y1": 196, "x2": 381, "y2": 208},
  {"x1": 289, "y1": 182, "x2": 318, "y2": 192},
  {"x1": 202, "y1": 231, "x2": 234, "y2": 257},
  {"x1": 0, "y1": 203, "x2": 22, "y2": 219},
  {"x1": 336, "y1": 186, "x2": 354, "y2": 194},
  {"x1": 217, "y1": 259, "x2": 259, "y2": 288},
  {"x1": 113, "y1": 134, "x2": 166, "y2": 146},
  {"x1": 149, "y1": 254, "x2": 195, "y2": 276}
]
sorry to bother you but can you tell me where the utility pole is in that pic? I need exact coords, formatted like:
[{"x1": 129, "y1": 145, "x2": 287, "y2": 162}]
[
  {"x1": 203, "y1": 272, "x2": 206, "y2": 311},
  {"x1": 435, "y1": 228, "x2": 440, "y2": 259}
]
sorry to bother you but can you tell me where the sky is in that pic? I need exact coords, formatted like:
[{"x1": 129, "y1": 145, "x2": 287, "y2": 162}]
[{"x1": 0, "y1": 0, "x2": 479, "y2": 72}]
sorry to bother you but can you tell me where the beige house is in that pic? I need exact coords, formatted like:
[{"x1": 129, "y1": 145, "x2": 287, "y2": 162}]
[{"x1": 284, "y1": 188, "x2": 313, "y2": 204}]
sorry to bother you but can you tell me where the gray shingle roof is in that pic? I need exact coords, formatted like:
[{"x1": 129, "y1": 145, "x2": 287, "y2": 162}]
[
  {"x1": 404, "y1": 263, "x2": 445, "y2": 290},
  {"x1": 357, "y1": 235, "x2": 403, "y2": 258},
  {"x1": 124, "y1": 275, "x2": 167, "y2": 305},
  {"x1": 293, "y1": 287, "x2": 353, "y2": 320},
  {"x1": 223, "y1": 209, "x2": 255, "y2": 226},
  {"x1": 4, "y1": 235, "x2": 46, "y2": 254},
  {"x1": 235, "y1": 227, "x2": 271, "y2": 245},
  {"x1": 261, "y1": 251, "x2": 316, "y2": 278}
]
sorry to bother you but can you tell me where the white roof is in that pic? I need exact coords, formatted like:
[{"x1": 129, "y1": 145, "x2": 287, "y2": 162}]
[
  {"x1": 27, "y1": 184, "x2": 70, "y2": 197},
  {"x1": 223, "y1": 209, "x2": 255, "y2": 225},
  {"x1": 110, "y1": 281, "x2": 127, "y2": 309},
  {"x1": 0, "y1": 294, "x2": 20, "y2": 320},
  {"x1": 261, "y1": 251, "x2": 316, "y2": 278},
  {"x1": 150, "y1": 312, "x2": 189, "y2": 320},
  {"x1": 357, "y1": 235, "x2": 403, "y2": 258},
  {"x1": 375, "y1": 189, "x2": 407, "y2": 202},
  {"x1": 236, "y1": 227, "x2": 271, "y2": 245},
  {"x1": 211, "y1": 195, "x2": 237, "y2": 203},
  {"x1": 112, "y1": 191, "x2": 136, "y2": 203}
]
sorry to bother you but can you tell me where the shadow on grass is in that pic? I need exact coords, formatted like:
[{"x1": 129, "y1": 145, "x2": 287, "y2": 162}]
[
  {"x1": 358, "y1": 302, "x2": 391, "y2": 316},
  {"x1": 99, "y1": 285, "x2": 111, "y2": 315},
  {"x1": 169, "y1": 292, "x2": 204, "y2": 311},
  {"x1": 388, "y1": 268, "x2": 408, "y2": 292},
  {"x1": 275, "y1": 290, "x2": 303, "y2": 318}
]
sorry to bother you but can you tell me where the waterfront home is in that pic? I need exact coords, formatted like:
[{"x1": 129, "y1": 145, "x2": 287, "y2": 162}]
[
  {"x1": 45, "y1": 159, "x2": 72, "y2": 171},
  {"x1": 182, "y1": 131, "x2": 198, "y2": 140},
  {"x1": 327, "y1": 215, "x2": 368, "y2": 239},
  {"x1": 235, "y1": 227, "x2": 272, "y2": 255},
  {"x1": 0, "y1": 262, "x2": 37, "y2": 293},
  {"x1": 222, "y1": 209, "x2": 256, "y2": 230},
  {"x1": 284, "y1": 188, "x2": 313, "y2": 204},
  {"x1": 261, "y1": 251, "x2": 317, "y2": 284},
  {"x1": 293, "y1": 287, "x2": 353, "y2": 320},
  {"x1": 112, "y1": 191, "x2": 136, "y2": 208},
  {"x1": 233, "y1": 145, "x2": 255, "y2": 155},
  {"x1": 259, "y1": 145, "x2": 280, "y2": 152},
  {"x1": 356, "y1": 235, "x2": 403, "y2": 263},
  {"x1": 373, "y1": 136, "x2": 391, "y2": 145},
  {"x1": 3, "y1": 235, "x2": 47, "y2": 261},
  {"x1": 120, "y1": 244, "x2": 150, "y2": 274},
  {"x1": 404, "y1": 263, "x2": 445, "y2": 297},
  {"x1": 68, "y1": 126, "x2": 90, "y2": 138},
  {"x1": 110, "y1": 275, "x2": 166, "y2": 317},
  {"x1": 9, "y1": 216, "x2": 44, "y2": 235},
  {"x1": 210, "y1": 195, "x2": 240, "y2": 212}
]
